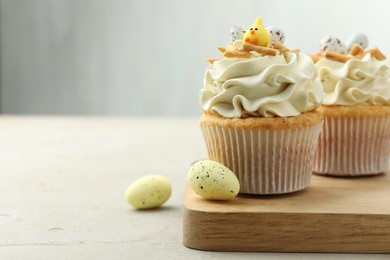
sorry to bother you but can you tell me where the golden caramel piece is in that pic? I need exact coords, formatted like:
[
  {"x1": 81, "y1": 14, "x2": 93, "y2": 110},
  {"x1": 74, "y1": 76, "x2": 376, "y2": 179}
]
[
  {"x1": 223, "y1": 44, "x2": 251, "y2": 58},
  {"x1": 371, "y1": 47, "x2": 386, "y2": 60},
  {"x1": 206, "y1": 58, "x2": 221, "y2": 64},
  {"x1": 324, "y1": 51, "x2": 352, "y2": 63},
  {"x1": 273, "y1": 44, "x2": 288, "y2": 51},
  {"x1": 273, "y1": 45, "x2": 290, "y2": 54},
  {"x1": 272, "y1": 44, "x2": 284, "y2": 50},
  {"x1": 218, "y1": 47, "x2": 226, "y2": 54},
  {"x1": 355, "y1": 50, "x2": 369, "y2": 59},
  {"x1": 310, "y1": 52, "x2": 323, "y2": 63},
  {"x1": 243, "y1": 42, "x2": 278, "y2": 56},
  {"x1": 355, "y1": 47, "x2": 386, "y2": 61},
  {"x1": 349, "y1": 44, "x2": 363, "y2": 56}
]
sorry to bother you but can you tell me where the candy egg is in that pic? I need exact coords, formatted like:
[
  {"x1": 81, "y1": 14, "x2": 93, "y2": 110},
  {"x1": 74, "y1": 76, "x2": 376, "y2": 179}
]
[
  {"x1": 125, "y1": 175, "x2": 172, "y2": 209},
  {"x1": 346, "y1": 33, "x2": 369, "y2": 52},
  {"x1": 266, "y1": 26, "x2": 285, "y2": 46},
  {"x1": 188, "y1": 160, "x2": 240, "y2": 200},
  {"x1": 319, "y1": 35, "x2": 347, "y2": 54},
  {"x1": 229, "y1": 25, "x2": 246, "y2": 43}
]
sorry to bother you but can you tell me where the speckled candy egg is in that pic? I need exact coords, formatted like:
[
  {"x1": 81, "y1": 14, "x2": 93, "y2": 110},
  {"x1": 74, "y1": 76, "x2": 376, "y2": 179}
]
[
  {"x1": 319, "y1": 35, "x2": 347, "y2": 54},
  {"x1": 125, "y1": 175, "x2": 172, "y2": 209},
  {"x1": 346, "y1": 33, "x2": 369, "y2": 52},
  {"x1": 229, "y1": 25, "x2": 246, "y2": 42},
  {"x1": 266, "y1": 26, "x2": 285, "y2": 46},
  {"x1": 188, "y1": 160, "x2": 240, "y2": 200}
]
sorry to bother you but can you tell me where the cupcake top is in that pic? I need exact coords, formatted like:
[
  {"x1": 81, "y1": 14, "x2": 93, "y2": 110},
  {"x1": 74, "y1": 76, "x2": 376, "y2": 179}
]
[
  {"x1": 200, "y1": 17, "x2": 324, "y2": 118},
  {"x1": 312, "y1": 33, "x2": 390, "y2": 106}
]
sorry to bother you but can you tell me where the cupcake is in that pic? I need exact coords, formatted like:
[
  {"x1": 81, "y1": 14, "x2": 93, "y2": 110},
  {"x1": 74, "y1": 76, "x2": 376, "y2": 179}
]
[
  {"x1": 199, "y1": 17, "x2": 324, "y2": 194},
  {"x1": 312, "y1": 33, "x2": 390, "y2": 176}
]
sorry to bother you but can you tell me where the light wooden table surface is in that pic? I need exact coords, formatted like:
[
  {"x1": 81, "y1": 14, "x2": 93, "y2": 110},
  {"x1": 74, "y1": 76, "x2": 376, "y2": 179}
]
[{"x1": 0, "y1": 116, "x2": 387, "y2": 260}]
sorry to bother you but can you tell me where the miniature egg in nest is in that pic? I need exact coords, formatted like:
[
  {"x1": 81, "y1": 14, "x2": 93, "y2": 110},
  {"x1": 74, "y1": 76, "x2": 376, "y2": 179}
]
[
  {"x1": 266, "y1": 26, "x2": 285, "y2": 46},
  {"x1": 319, "y1": 35, "x2": 347, "y2": 54},
  {"x1": 229, "y1": 25, "x2": 246, "y2": 43},
  {"x1": 346, "y1": 33, "x2": 369, "y2": 52},
  {"x1": 125, "y1": 175, "x2": 172, "y2": 209},
  {"x1": 188, "y1": 160, "x2": 240, "y2": 200}
]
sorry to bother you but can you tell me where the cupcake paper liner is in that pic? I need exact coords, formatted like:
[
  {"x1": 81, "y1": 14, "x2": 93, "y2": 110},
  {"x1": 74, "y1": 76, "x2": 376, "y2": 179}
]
[
  {"x1": 201, "y1": 123, "x2": 323, "y2": 194},
  {"x1": 313, "y1": 115, "x2": 390, "y2": 176}
]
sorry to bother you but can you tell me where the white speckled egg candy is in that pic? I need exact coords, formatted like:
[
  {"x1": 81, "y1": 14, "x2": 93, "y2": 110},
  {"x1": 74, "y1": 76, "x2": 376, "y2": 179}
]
[
  {"x1": 266, "y1": 26, "x2": 285, "y2": 46},
  {"x1": 229, "y1": 25, "x2": 246, "y2": 42},
  {"x1": 319, "y1": 35, "x2": 346, "y2": 54},
  {"x1": 125, "y1": 175, "x2": 172, "y2": 209},
  {"x1": 346, "y1": 33, "x2": 369, "y2": 52},
  {"x1": 188, "y1": 160, "x2": 240, "y2": 200}
]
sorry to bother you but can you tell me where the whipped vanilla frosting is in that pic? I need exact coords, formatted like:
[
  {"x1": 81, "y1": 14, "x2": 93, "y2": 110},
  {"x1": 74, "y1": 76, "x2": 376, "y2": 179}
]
[
  {"x1": 200, "y1": 50, "x2": 324, "y2": 118},
  {"x1": 316, "y1": 54, "x2": 390, "y2": 105}
]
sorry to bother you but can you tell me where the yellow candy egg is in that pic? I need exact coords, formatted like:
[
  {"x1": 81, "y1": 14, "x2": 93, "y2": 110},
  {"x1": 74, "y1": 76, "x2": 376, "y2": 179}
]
[
  {"x1": 125, "y1": 175, "x2": 172, "y2": 209},
  {"x1": 188, "y1": 160, "x2": 240, "y2": 200}
]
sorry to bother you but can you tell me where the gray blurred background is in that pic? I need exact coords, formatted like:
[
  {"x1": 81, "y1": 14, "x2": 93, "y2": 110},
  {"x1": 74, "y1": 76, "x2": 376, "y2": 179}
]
[{"x1": 1, "y1": 0, "x2": 390, "y2": 116}]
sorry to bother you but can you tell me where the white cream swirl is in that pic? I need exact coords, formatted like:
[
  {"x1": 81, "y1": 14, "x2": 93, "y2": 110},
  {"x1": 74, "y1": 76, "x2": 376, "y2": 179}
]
[
  {"x1": 316, "y1": 54, "x2": 390, "y2": 105},
  {"x1": 200, "y1": 52, "x2": 323, "y2": 118}
]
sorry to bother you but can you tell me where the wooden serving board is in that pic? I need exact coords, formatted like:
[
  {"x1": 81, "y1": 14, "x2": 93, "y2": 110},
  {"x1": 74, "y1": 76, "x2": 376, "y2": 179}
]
[{"x1": 183, "y1": 172, "x2": 390, "y2": 253}]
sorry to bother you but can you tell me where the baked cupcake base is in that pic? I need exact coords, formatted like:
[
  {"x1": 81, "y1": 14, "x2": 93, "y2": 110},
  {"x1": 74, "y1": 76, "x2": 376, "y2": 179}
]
[
  {"x1": 200, "y1": 112, "x2": 323, "y2": 194},
  {"x1": 313, "y1": 105, "x2": 390, "y2": 176}
]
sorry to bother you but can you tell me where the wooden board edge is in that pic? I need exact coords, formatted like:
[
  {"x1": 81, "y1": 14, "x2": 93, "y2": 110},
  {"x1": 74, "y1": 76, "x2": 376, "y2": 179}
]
[{"x1": 183, "y1": 206, "x2": 390, "y2": 253}]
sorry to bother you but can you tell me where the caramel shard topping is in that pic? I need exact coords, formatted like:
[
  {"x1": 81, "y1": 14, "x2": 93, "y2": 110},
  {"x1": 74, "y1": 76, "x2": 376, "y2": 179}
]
[
  {"x1": 223, "y1": 44, "x2": 251, "y2": 58},
  {"x1": 324, "y1": 51, "x2": 352, "y2": 63},
  {"x1": 273, "y1": 44, "x2": 289, "y2": 53},
  {"x1": 355, "y1": 51, "x2": 368, "y2": 59},
  {"x1": 206, "y1": 42, "x2": 305, "y2": 64},
  {"x1": 264, "y1": 44, "x2": 299, "y2": 55},
  {"x1": 272, "y1": 44, "x2": 284, "y2": 50},
  {"x1": 206, "y1": 58, "x2": 221, "y2": 64},
  {"x1": 371, "y1": 47, "x2": 386, "y2": 60},
  {"x1": 349, "y1": 44, "x2": 363, "y2": 56},
  {"x1": 218, "y1": 47, "x2": 227, "y2": 54},
  {"x1": 311, "y1": 46, "x2": 386, "y2": 64},
  {"x1": 355, "y1": 47, "x2": 386, "y2": 61},
  {"x1": 243, "y1": 42, "x2": 278, "y2": 56},
  {"x1": 274, "y1": 44, "x2": 300, "y2": 55},
  {"x1": 310, "y1": 52, "x2": 323, "y2": 63}
]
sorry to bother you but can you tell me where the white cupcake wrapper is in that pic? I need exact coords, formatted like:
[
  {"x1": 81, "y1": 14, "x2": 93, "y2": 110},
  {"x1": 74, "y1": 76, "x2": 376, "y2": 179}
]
[
  {"x1": 313, "y1": 116, "x2": 390, "y2": 176},
  {"x1": 201, "y1": 123, "x2": 323, "y2": 194}
]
